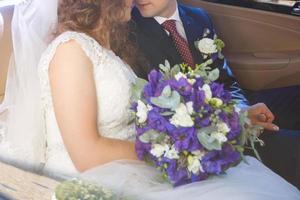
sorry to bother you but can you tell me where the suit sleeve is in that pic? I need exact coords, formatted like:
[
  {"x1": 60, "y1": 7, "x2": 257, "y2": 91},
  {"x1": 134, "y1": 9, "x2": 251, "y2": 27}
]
[{"x1": 200, "y1": 9, "x2": 250, "y2": 107}]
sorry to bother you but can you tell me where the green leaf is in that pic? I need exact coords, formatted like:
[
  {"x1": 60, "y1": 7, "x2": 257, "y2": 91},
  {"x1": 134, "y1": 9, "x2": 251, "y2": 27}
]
[
  {"x1": 160, "y1": 111, "x2": 174, "y2": 116},
  {"x1": 170, "y1": 64, "x2": 181, "y2": 78},
  {"x1": 159, "y1": 60, "x2": 172, "y2": 79},
  {"x1": 132, "y1": 78, "x2": 148, "y2": 101},
  {"x1": 207, "y1": 68, "x2": 220, "y2": 82},
  {"x1": 139, "y1": 130, "x2": 166, "y2": 143},
  {"x1": 159, "y1": 60, "x2": 171, "y2": 73},
  {"x1": 196, "y1": 126, "x2": 222, "y2": 150},
  {"x1": 214, "y1": 38, "x2": 225, "y2": 51},
  {"x1": 150, "y1": 86, "x2": 180, "y2": 110}
]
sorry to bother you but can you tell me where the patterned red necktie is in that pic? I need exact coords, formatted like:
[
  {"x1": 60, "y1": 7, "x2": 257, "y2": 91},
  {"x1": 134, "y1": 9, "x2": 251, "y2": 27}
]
[{"x1": 162, "y1": 20, "x2": 195, "y2": 68}]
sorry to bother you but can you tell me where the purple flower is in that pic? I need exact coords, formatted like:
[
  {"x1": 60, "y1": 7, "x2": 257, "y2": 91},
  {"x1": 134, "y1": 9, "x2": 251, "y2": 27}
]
[
  {"x1": 202, "y1": 144, "x2": 241, "y2": 174},
  {"x1": 203, "y1": 104, "x2": 214, "y2": 115},
  {"x1": 144, "y1": 84, "x2": 155, "y2": 100},
  {"x1": 135, "y1": 126, "x2": 150, "y2": 136},
  {"x1": 169, "y1": 78, "x2": 193, "y2": 97},
  {"x1": 166, "y1": 160, "x2": 189, "y2": 186},
  {"x1": 191, "y1": 172, "x2": 209, "y2": 183},
  {"x1": 227, "y1": 111, "x2": 242, "y2": 140},
  {"x1": 221, "y1": 90, "x2": 232, "y2": 103},
  {"x1": 144, "y1": 70, "x2": 164, "y2": 99},
  {"x1": 189, "y1": 90, "x2": 205, "y2": 111},
  {"x1": 135, "y1": 139, "x2": 152, "y2": 160},
  {"x1": 193, "y1": 77, "x2": 204, "y2": 89},
  {"x1": 218, "y1": 111, "x2": 241, "y2": 140},
  {"x1": 154, "y1": 82, "x2": 170, "y2": 97},
  {"x1": 169, "y1": 128, "x2": 203, "y2": 152},
  {"x1": 218, "y1": 111, "x2": 229, "y2": 123},
  {"x1": 210, "y1": 82, "x2": 224, "y2": 97},
  {"x1": 132, "y1": 54, "x2": 248, "y2": 186},
  {"x1": 210, "y1": 82, "x2": 232, "y2": 103},
  {"x1": 195, "y1": 116, "x2": 211, "y2": 127},
  {"x1": 148, "y1": 70, "x2": 163, "y2": 86},
  {"x1": 147, "y1": 110, "x2": 174, "y2": 133},
  {"x1": 131, "y1": 102, "x2": 138, "y2": 112}
]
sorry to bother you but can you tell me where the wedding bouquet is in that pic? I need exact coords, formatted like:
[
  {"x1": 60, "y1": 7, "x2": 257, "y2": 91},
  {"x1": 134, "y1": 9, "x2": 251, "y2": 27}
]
[{"x1": 132, "y1": 31, "x2": 262, "y2": 186}]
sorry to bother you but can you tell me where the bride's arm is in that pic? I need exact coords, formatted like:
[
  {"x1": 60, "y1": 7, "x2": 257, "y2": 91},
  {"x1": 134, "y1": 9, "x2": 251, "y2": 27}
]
[{"x1": 48, "y1": 40, "x2": 137, "y2": 172}]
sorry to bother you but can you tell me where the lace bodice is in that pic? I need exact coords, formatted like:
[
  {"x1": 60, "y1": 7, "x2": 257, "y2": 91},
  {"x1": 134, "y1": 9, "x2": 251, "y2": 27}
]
[{"x1": 38, "y1": 31, "x2": 136, "y2": 179}]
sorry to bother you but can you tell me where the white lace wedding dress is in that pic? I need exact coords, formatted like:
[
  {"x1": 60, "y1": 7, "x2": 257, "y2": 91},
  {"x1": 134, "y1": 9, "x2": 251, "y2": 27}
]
[
  {"x1": 38, "y1": 31, "x2": 136, "y2": 179},
  {"x1": 4, "y1": 31, "x2": 299, "y2": 199}
]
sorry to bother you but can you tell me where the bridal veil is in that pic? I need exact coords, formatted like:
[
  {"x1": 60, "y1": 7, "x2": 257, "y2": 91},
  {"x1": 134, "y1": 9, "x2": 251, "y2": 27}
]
[{"x1": 0, "y1": 0, "x2": 58, "y2": 171}]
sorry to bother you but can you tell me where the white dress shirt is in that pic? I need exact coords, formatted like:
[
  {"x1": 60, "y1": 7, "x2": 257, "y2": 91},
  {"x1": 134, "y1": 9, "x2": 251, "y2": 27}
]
[{"x1": 154, "y1": 6, "x2": 188, "y2": 41}]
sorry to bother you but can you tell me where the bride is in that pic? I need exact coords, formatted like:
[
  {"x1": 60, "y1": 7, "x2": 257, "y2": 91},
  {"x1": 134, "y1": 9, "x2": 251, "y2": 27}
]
[{"x1": 0, "y1": 0, "x2": 299, "y2": 199}]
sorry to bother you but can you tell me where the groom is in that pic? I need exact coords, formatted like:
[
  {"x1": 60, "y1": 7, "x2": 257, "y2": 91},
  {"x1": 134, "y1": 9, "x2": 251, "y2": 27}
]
[{"x1": 131, "y1": 0, "x2": 300, "y2": 188}]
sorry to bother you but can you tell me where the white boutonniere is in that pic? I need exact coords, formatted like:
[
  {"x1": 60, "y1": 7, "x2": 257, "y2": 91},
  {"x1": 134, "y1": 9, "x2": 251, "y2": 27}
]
[
  {"x1": 195, "y1": 38, "x2": 218, "y2": 55},
  {"x1": 194, "y1": 28, "x2": 225, "y2": 60}
]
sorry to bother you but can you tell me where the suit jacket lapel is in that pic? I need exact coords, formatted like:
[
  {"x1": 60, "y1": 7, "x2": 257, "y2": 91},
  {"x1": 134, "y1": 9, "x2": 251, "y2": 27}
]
[{"x1": 137, "y1": 17, "x2": 181, "y2": 65}]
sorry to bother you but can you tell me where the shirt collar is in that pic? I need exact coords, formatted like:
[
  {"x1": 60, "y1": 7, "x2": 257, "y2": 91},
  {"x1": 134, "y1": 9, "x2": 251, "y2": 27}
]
[{"x1": 154, "y1": 5, "x2": 182, "y2": 25}]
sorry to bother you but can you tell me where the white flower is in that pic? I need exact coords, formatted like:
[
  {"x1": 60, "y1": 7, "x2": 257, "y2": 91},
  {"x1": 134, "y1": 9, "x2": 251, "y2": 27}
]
[
  {"x1": 136, "y1": 100, "x2": 152, "y2": 124},
  {"x1": 170, "y1": 103, "x2": 194, "y2": 127},
  {"x1": 192, "y1": 150, "x2": 205, "y2": 160},
  {"x1": 187, "y1": 155, "x2": 204, "y2": 174},
  {"x1": 150, "y1": 144, "x2": 169, "y2": 158},
  {"x1": 217, "y1": 122, "x2": 230, "y2": 133},
  {"x1": 196, "y1": 38, "x2": 218, "y2": 54},
  {"x1": 186, "y1": 101, "x2": 194, "y2": 115},
  {"x1": 174, "y1": 72, "x2": 187, "y2": 81},
  {"x1": 164, "y1": 145, "x2": 179, "y2": 159},
  {"x1": 187, "y1": 78, "x2": 196, "y2": 85},
  {"x1": 201, "y1": 84, "x2": 212, "y2": 101},
  {"x1": 211, "y1": 131, "x2": 228, "y2": 143}
]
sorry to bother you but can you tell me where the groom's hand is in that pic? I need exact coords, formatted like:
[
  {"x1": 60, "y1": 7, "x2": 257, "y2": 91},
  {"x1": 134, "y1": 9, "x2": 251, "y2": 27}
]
[{"x1": 246, "y1": 103, "x2": 279, "y2": 132}]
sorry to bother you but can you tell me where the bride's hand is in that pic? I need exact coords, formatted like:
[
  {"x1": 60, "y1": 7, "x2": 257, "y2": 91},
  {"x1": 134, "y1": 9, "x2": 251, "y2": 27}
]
[{"x1": 246, "y1": 103, "x2": 279, "y2": 132}]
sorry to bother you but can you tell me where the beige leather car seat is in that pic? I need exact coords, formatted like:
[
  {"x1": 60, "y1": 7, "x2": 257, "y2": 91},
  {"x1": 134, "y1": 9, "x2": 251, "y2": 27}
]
[{"x1": 0, "y1": 6, "x2": 13, "y2": 103}]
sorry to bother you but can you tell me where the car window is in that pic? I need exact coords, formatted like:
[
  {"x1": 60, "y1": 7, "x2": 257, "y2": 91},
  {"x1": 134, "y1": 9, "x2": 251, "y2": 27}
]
[{"x1": 202, "y1": 0, "x2": 300, "y2": 16}]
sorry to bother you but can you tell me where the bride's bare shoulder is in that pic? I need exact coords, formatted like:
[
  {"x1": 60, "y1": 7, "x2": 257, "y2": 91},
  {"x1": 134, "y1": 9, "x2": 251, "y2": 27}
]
[{"x1": 49, "y1": 37, "x2": 93, "y2": 72}]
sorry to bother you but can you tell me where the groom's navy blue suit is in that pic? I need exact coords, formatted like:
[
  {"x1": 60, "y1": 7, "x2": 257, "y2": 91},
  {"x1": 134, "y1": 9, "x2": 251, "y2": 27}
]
[
  {"x1": 131, "y1": 5, "x2": 249, "y2": 107},
  {"x1": 132, "y1": 5, "x2": 300, "y2": 188}
]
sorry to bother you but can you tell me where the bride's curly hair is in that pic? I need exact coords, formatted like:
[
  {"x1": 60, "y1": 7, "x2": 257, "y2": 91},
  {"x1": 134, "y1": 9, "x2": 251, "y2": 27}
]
[{"x1": 56, "y1": 0, "x2": 141, "y2": 69}]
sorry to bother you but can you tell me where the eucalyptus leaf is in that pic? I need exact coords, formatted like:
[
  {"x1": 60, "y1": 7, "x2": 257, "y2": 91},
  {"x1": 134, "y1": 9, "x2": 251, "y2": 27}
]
[
  {"x1": 159, "y1": 60, "x2": 171, "y2": 72},
  {"x1": 159, "y1": 60, "x2": 172, "y2": 79},
  {"x1": 161, "y1": 111, "x2": 174, "y2": 116},
  {"x1": 161, "y1": 85, "x2": 172, "y2": 97},
  {"x1": 197, "y1": 126, "x2": 222, "y2": 150},
  {"x1": 208, "y1": 68, "x2": 220, "y2": 82},
  {"x1": 170, "y1": 64, "x2": 181, "y2": 78},
  {"x1": 132, "y1": 78, "x2": 148, "y2": 101},
  {"x1": 139, "y1": 130, "x2": 166, "y2": 143},
  {"x1": 150, "y1": 86, "x2": 180, "y2": 110}
]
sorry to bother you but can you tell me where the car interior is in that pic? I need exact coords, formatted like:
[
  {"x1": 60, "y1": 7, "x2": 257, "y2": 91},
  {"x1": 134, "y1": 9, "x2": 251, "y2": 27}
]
[
  {"x1": 0, "y1": 5, "x2": 12, "y2": 103},
  {"x1": 1, "y1": 1, "x2": 300, "y2": 103},
  {"x1": 0, "y1": 0, "x2": 299, "y2": 198}
]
